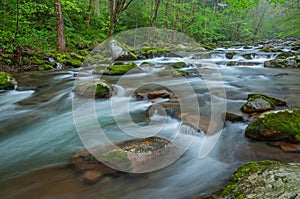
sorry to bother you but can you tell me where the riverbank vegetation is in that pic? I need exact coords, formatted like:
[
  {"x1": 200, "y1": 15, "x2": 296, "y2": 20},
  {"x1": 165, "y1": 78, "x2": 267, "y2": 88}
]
[{"x1": 0, "y1": 0, "x2": 299, "y2": 71}]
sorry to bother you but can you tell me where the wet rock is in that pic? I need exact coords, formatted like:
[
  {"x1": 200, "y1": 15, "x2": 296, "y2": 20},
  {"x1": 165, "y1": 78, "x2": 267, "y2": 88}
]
[
  {"x1": 147, "y1": 98, "x2": 180, "y2": 118},
  {"x1": 72, "y1": 137, "x2": 177, "y2": 176},
  {"x1": 221, "y1": 161, "x2": 300, "y2": 199},
  {"x1": 264, "y1": 57, "x2": 300, "y2": 68},
  {"x1": 134, "y1": 89, "x2": 174, "y2": 101},
  {"x1": 225, "y1": 52, "x2": 236, "y2": 59},
  {"x1": 178, "y1": 113, "x2": 215, "y2": 133},
  {"x1": 223, "y1": 112, "x2": 245, "y2": 123},
  {"x1": 191, "y1": 52, "x2": 212, "y2": 59},
  {"x1": 241, "y1": 94, "x2": 286, "y2": 113},
  {"x1": 0, "y1": 72, "x2": 17, "y2": 90},
  {"x1": 104, "y1": 63, "x2": 141, "y2": 75},
  {"x1": 268, "y1": 142, "x2": 300, "y2": 153},
  {"x1": 157, "y1": 69, "x2": 188, "y2": 77},
  {"x1": 242, "y1": 53, "x2": 253, "y2": 60},
  {"x1": 227, "y1": 61, "x2": 258, "y2": 66},
  {"x1": 81, "y1": 170, "x2": 103, "y2": 184},
  {"x1": 73, "y1": 79, "x2": 113, "y2": 99},
  {"x1": 172, "y1": 62, "x2": 188, "y2": 69},
  {"x1": 245, "y1": 109, "x2": 300, "y2": 142}
]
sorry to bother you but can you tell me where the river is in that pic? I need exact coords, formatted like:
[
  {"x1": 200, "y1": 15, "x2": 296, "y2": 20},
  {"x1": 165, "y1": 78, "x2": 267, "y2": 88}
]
[{"x1": 0, "y1": 44, "x2": 299, "y2": 198}]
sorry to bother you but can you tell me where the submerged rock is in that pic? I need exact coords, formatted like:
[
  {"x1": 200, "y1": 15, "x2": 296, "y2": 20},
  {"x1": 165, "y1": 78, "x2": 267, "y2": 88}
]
[
  {"x1": 223, "y1": 112, "x2": 245, "y2": 123},
  {"x1": 241, "y1": 94, "x2": 286, "y2": 113},
  {"x1": 73, "y1": 79, "x2": 113, "y2": 99},
  {"x1": 268, "y1": 142, "x2": 300, "y2": 153},
  {"x1": 245, "y1": 109, "x2": 300, "y2": 143},
  {"x1": 178, "y1": 113, "x2": 215, "y2": 133},
  {"x1": 0, "y1": 72, "x2": 17, "y2": 90},
  {"x1": 72, "y1": 137, "x2": 177, "y2": 184}
]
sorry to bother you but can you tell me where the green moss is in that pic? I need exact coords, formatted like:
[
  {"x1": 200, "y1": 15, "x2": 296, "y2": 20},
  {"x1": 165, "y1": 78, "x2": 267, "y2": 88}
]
[
  {"x1": 246, "y1": 110, "x2": 300, "y2": 140},
  {"x1": 157, "y1": 69, "x2": 188, "y2": 77},
  {"x1": 67, "y1": 59, "x2": 83, "y2": 68},
  {"x1": 172, "y1": 62, "x2": 187, "y2": 69},
  {"x1": 107, "y1": 62, "x2": 138, "y2": 75},
  {"x1": 98, "y1": 150, "x2": 131, "y2": 171},
  {"x1": 78, "y1": 50, "x2": 89, "y2": 57},
  {"x1": 38, "y1": 64, "x2": 54, "y2": 71},
  {"x1": 0, "y1": 72, "x2": 15, "y2": 90},
  {"x1": 222, "y1": 160, "x2": 278, "y2": 198}
]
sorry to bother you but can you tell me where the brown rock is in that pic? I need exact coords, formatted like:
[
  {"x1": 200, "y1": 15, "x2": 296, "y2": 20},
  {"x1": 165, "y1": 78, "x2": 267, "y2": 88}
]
[
  {"x1": 81, "y1": 170, "x2": 102, "y2": 184},
  {"x1": 147, "y1": 89, "x2": 172, "y2": 100},
  {"x1": 268, "y1": 142, "x2": 300, "y2": 153}
]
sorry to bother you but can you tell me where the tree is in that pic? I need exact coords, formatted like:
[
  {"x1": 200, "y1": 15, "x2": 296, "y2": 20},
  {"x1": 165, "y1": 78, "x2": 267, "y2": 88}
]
[
  {"x1": 54, "y1": 0, "x2": 66, "y2": 52},
  {"x1": 107, "y1": 0, "x2": 135, "y2": 38}
]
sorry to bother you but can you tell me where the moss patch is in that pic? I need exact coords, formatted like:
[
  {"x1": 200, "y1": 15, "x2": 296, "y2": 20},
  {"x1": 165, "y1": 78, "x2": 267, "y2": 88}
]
[
  {"x1": 74, "y1": 79, "x2": 112, "y2": 99},
  {"x1": 0, "y1": 72, "x2": 15, "y2": 90},
  {"x1": 39, "y1": 64, "x2": 54, "y2": 71},
  {"x1": 172, "y1": 62, "x2": 187, "y2": 69},
  {"x1": 106, "y1": 62, "x2": 139, "y2": 75},
  {"x1": 98, "y1": 150, "x2": 131, "y2": 171},
  {"x1": 245, "y1": 109, "x2": 300, "y2": 141}
]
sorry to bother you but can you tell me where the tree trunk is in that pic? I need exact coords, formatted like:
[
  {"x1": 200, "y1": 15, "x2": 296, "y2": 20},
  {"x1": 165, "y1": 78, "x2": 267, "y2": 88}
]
[
  {"x1": 150, "y1": 0, "x2": 161, "y2": 26},
  {"x1": 86, "y1": 0, "x2": 93, "y2": 27},
  {"x1": 165, "y1": 2, "x2": 169, "y2": 28},
  {"x1": 54, "y1": 0, "x2": 66, "y2": 53},
  {"x1": 94, "y1": 0, "x2": 100, "y2": 16},
  {"x1": 13, "y1": 0, "x2": 19, "y2": 42},
  {"x1": 107, "y1": 0, "x2": 134, "y2": 38}
]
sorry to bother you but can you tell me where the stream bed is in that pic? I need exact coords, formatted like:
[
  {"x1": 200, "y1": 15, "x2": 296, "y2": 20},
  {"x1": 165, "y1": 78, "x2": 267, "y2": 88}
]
[{"x1": 0, "y1": 45, "x2": 300, "y2": 199}]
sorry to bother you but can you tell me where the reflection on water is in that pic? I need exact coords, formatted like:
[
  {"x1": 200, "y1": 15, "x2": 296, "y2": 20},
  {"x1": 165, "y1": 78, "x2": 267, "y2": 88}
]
[{"x1": 0, "y1": 46, "x2": 300, "y2": 198}]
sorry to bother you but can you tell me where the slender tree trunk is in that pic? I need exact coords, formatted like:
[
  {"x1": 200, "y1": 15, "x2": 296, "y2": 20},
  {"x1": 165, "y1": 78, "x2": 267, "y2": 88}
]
[
  {"x1": 13, "y1": 0, "x2": 19, "y2": 42},
  {"x1": 165, "y1": 2, "x2": 169, "y2": 28},
  {"x1": 150, "y1": 0, "x2": 161, "y2": 26},
  {"x1": 94, "y1": 0, "x2": 100, "y2": 16},
  {"x1": 107, "y1": 0, "x2": 134, "y2": 38},
  {"x1": 86, "y1": 0, "x2": 93, "y2": 27},
  {"x1": 54, "y1": 0, "x2": 66, "y2": 52}
]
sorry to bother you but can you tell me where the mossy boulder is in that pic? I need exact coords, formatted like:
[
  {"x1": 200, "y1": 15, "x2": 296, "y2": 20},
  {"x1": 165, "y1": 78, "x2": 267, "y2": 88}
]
[
  {"x1": 105, "y1": 62, "x2": 140, "y2": 75},
  {"x1": 135, "y1": 47, "x2": 168, "y2": 59},
  {"x1": 264, "y1": 57, "x2": 300, "y2": 68},
  {"x1": 38, "y1": 64, "x2": 54, "y2": 71},
  {"x1": 245, "y1": 109, "x2": 300, "y2": 142},
  {"x1": 0, "y1": 72, "x2": 17, "y2": 90},
  {"x1": 241, "y1": 94, "x2": 286, "y2": 113},
  {"x1": 225, "y1": 52, "x2": 236, "y2": 59},
  {"x1": 172, "y1": 62, "x2": 188, "y2": 69},
  {"x1": 221, "y1": 161, "x2": 300, "y2": 199},
  {"x1": 157, "y1": 69, "x2": 188, "y2": 77},
  {"x1": 74, "y1": 79, "x2": 113, "y2": 99}
]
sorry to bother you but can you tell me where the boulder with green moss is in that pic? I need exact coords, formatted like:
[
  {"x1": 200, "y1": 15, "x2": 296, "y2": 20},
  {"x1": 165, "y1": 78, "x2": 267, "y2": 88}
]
[
  {"x1": 0, "y1": 72, "x2": 17, "y2": 90},
  {"x1": 172, "y1": 62, "x2": 188, "y2": 69},
  {"x1": 220, "y1": 161, "x2": 300, "y2": 199},
  {"x1": 74, "y1": 79, "x2": 113, "y2": 99},
  {"x1": 105, "y1": 63, "x2": 141, "y2": 75},
  {"x1": 264, "y1": 57, "x2": 300, "y2": 68},
  {"x1": 241, "y1": 94, "x2": 286, "y2": 113},
  {"x1": 245, "y1": 109, "x2": 300, "y2": 142},
  {"x1": 38, "y1": 64, "x2": 54, "y2": 71}
]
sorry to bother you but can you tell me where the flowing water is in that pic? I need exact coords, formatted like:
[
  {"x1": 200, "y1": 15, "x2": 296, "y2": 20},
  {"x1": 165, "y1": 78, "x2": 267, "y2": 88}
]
[{"x1": 0, "y1": 45, "x2": 300, "y2": 198}]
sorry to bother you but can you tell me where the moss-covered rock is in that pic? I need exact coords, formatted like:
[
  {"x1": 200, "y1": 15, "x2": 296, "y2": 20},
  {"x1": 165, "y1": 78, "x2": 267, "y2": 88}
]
[
  {"x1": 74, "y1": 79, "x2": 113, "y2": 99},
  {"x1": 38, "y1": 64, "x2": 54, "y2": 71},
  {"x1": 264, "y1": 57, "x2": 300, "y2": 68},
  {"x1": 172, "y1": 62, "x2": 187, "y2": 69},
  {"x1": 245, "y1": 109, "x2": 300, "y2": 142},
  {"x1": 157, "y1": 69, "x2": 188, "y2": 77},
  {"x1": 0, "y1": 72, "x2": 17, "y2": 90},
  {"x1": 225, "y1": 52, "x2": 236, "y2": 59},
  {"x1": 66, "y1": 59, "x2": 83, "y2": 68},
  {"x1": 221, "y1": 161, "x2": 300, "y2": 199},
  {"x1": 105, "y1": 62, "x2": 140, "y2": 75},
  {"x1": 241, "y1": 94, "x2": 286, "y2": 113}
]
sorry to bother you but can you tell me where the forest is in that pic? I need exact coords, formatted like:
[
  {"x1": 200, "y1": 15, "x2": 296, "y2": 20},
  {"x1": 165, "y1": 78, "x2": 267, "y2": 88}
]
[{"x1": 0, "y1": 0, "x2": 299, "y2": 71}]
